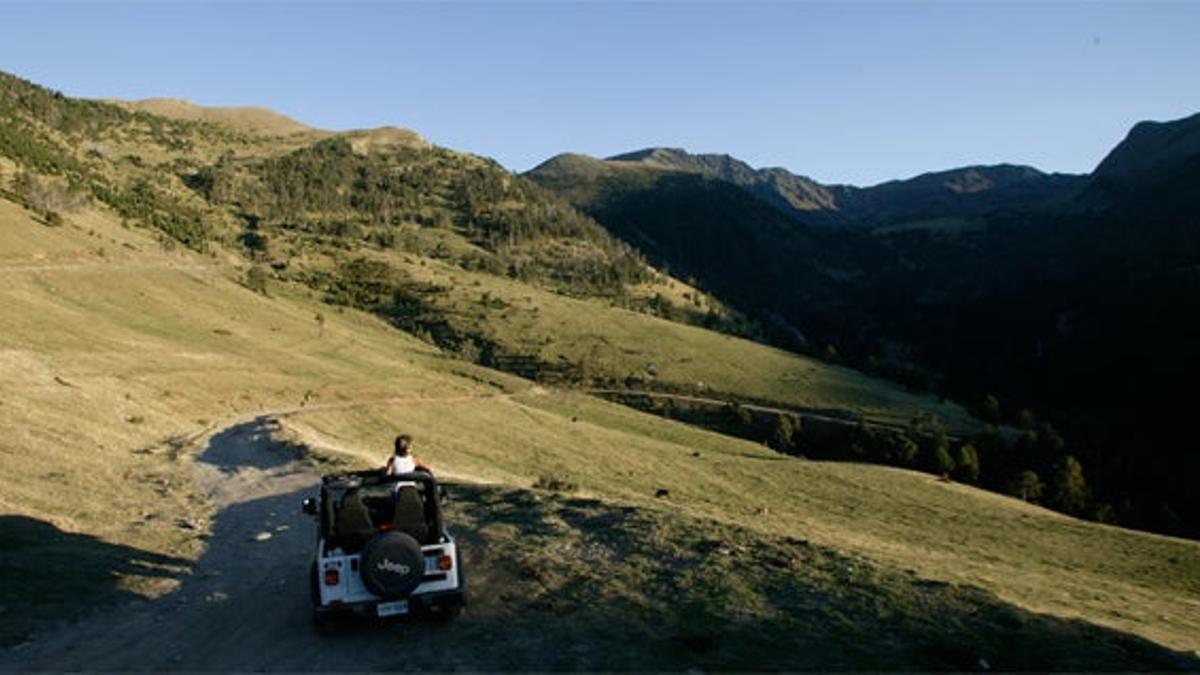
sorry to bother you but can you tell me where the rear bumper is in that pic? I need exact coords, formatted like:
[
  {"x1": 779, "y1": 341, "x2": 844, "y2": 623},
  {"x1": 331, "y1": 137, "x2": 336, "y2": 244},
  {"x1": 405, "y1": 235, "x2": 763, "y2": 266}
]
[{"x1": 315, "y1": 588, "x2": 467, "y2": 618}]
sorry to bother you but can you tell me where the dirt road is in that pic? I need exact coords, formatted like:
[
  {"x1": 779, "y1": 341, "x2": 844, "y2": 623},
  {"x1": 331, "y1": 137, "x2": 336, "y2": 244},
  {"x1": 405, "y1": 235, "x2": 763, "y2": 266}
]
[
  {"x1": 0, "y1": 412, "x2": 537, "y2": 671},
  {"x1": 4, "y1": 416, "x2": 353, "y2": 670}
]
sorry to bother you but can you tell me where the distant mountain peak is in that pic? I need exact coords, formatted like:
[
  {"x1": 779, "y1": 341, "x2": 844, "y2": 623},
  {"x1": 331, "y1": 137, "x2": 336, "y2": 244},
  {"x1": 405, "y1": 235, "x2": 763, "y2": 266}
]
[
  {"x1": 1086, "y1": 111, "x2": 1200, "y2": 209},
  {"x1": 535, "y1": 147, "x2": 1084, "y2": 229},
  {"x1": 1091, "y1": 112, "x2": 1200, "y2": 182},
  {"x1": 607, "y1": 147, "x2": 693, "y2": 164},
  {"x1": 111, "y1": 97, "x2": 317, "y2": 136},
  {"x1": 603, "y1": 147, "x2": 840, "y2": 217}
]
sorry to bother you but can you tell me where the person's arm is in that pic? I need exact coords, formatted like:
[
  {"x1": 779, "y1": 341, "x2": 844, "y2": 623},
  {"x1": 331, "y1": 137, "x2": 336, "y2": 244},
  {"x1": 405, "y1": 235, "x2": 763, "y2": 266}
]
[{"x1": 413, "y1": 454, "x2": 432, "y2": 474}]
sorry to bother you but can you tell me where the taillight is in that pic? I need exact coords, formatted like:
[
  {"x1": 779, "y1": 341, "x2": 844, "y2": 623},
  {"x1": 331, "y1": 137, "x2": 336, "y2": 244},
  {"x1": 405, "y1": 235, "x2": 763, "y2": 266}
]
[
  {"x1": 324, "y1": 568, "x2": 340, "y2": 585},
  {"x1": 437, "y1": 554, "x2": 453, "y2": 571}
]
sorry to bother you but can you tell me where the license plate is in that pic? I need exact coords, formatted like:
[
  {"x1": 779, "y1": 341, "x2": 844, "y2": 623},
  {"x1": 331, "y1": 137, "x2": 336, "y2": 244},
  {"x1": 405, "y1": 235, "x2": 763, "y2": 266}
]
[{"x1": 377, "y1": 600, "x2": 409, "y2": 617}]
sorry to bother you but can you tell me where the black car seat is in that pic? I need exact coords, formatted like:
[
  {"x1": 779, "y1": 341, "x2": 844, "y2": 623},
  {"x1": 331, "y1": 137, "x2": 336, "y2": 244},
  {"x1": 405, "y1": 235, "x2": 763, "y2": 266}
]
[
  {"x1": 391, "y1": 485, "x2": 430, "y2": 544},
  {"x1": 335, "y1": 489, "x2": 375, "y2": 553}
]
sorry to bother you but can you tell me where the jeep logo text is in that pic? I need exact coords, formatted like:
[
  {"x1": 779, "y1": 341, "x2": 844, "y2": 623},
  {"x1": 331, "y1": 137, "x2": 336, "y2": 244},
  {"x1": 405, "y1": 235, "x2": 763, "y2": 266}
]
[{"x1": 377, "y1": 558, "x2": 411, "y2": 575}]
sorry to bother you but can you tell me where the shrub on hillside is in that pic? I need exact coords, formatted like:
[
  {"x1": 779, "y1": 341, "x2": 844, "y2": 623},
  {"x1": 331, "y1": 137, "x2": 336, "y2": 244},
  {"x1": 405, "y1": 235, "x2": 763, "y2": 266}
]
[
  {"x1": 1007, "y1": 470, "x2": 1044, "y2": 503},
  {"x1": 1049, "y1": 456, "x2": 1090, "y2": 516},
  {"x1": 324, "y1": 257, "x2": 401, "y2": 311},
  {"x1": 725, "y1": 402, "x2": 753, "y2": 428},
  {"x1": 243, "y1": 266, "x2": 270, "y2": 296},
  {"x1": 9, "y1": 171, "x2": 86, "y2": 223},
  {"x1": 930, "y1": 443, "x2": 956, "y2": 478},
  {"x1": 980, "y1": 394, "x2": 1001, "y2": 425},
  {"x1": 955, "y1": 444, "x2": 981, "y2": 483},
  {"x1": 770, "y1": 413, "x2": 798, "y2": 452}
]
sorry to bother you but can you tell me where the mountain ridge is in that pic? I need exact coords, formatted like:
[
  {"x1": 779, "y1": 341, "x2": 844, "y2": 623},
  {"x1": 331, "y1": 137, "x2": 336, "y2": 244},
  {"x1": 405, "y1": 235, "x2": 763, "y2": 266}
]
[
  {"x1": 1085, "y1": 111, "x2": 1200, "y2": 213},
  {"x1": 110, "y1": 97, "x2": 318, "y2": 136},
  {"x1": 597, "y1": 146, "x2": 1085, "y2": 227}
]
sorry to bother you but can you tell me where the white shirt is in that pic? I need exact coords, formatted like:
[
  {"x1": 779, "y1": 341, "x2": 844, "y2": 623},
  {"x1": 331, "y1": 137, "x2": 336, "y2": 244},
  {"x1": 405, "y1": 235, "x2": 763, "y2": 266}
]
[{"x1": 386, "y1": 455, "x2": 416, "y2": 475}]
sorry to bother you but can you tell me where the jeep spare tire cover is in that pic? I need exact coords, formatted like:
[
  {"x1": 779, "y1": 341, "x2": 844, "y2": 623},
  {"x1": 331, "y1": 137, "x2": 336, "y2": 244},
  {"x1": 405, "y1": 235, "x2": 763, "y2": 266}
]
[{"x1": 360, "y1": 532, "x2": 424, "y2": 599}]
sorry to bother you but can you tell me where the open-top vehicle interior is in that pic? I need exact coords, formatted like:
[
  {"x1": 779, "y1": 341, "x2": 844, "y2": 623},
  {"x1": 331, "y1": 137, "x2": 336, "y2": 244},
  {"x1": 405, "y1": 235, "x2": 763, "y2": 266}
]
[
  {"x1": 303, "y1": 469, "x2": 465, "y2": 625},
  {"x1": 312, "y1": 470, "x2": 445, "y2": 553}
]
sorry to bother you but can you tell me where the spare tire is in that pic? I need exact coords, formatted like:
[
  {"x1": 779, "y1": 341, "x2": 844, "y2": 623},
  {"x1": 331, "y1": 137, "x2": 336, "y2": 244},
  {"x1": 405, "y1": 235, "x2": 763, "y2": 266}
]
[{"x1": 360, "y1": 532, "x2": 424, "y2": 599}]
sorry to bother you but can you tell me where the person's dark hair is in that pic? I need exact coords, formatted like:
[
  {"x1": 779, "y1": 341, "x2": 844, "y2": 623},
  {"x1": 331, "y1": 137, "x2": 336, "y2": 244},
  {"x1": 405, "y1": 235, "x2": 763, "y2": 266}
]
[{"x1": 394, "y1": 434, "x2": 413, "y2": 456}]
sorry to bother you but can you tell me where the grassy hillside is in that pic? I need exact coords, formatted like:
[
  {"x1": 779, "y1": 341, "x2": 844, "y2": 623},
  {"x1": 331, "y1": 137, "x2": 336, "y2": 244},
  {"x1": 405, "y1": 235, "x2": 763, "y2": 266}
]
[
  {"x1": 0, "y1": 193, "x2": 518, "y2": 642},
  {"x1": 1, "y1": 193, "x2": 1197, "y2": 668},
  {"x1": 387, "y1": 253, "x2": 975, "y2": 432},
  {"x1": 0, "y1": 68, "x2": 985, "y2": 440}
]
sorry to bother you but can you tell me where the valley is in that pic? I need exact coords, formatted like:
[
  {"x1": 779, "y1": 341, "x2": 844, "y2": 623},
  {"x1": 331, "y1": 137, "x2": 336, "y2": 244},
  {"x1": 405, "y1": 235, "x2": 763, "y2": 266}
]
[
  {"x1": 528, "y1": 122, "x2": 1200, "y2": 539},
  {"x1": 2, "y1": 70, "x2": 1199, "y2": 670}
]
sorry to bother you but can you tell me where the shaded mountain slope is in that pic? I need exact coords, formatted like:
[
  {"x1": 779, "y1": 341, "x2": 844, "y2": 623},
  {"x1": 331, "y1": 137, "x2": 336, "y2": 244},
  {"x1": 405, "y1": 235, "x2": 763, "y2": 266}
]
[
  {"x1": 528, "y1": 152, "x2": 872, "y2": 348},
  {"x1": 608, "y1": 147, "x2": 843, "y2": 218},
  {"x1": 605, "y1": 147, "x2": 1084, "y2": 228},
  {"x1": 1085, "y1": 111, "x2": 1200, "y2": 214},
  {"x1": 849, "y1": 164, "x2": 1084, "y2": 227}
]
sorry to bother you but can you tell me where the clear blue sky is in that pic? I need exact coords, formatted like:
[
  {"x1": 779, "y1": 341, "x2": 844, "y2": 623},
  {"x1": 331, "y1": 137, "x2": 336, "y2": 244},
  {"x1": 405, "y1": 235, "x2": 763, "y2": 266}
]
[{"x1": 2, "y1": 1, "x2": 1197, "y2": 185}]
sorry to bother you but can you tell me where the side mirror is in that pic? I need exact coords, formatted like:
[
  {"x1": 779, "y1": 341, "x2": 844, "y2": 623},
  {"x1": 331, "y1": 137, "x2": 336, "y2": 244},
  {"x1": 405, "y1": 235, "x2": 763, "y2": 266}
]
[{"x1": 302, "y1": 496, "x2": 318, "y2": 516}]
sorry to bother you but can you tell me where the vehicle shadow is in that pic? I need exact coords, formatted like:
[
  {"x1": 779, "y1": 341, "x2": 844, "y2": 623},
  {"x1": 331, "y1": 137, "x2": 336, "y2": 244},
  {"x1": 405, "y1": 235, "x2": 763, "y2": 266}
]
[
  {"x1": 0, "y1": 515, "x2": 189, "y2": 648},
  {"x1": 199, "y1": 415, "x2": 311, "y2": 474}
]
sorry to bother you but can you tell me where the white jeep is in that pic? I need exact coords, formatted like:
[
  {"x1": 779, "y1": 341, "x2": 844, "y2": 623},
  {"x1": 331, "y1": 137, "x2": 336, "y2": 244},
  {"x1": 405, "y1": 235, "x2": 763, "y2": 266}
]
[{"x1": 302, "y1": 469, "x2": 466, "y2": 627}]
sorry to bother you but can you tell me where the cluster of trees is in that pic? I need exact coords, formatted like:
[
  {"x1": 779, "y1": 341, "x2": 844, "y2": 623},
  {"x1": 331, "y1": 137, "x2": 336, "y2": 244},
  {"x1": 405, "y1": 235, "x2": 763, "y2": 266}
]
[
  {"x1": 190, "y1": 138, "x2": 652, "y2": 296},
  {"x1": 307, "y1": 256, "x2": 628, "y2": 386},
  {"x1": 92, "y1": 179, "x2": 211, "y2": 251},
  {"x1": 0, "y1": 71, "x2": 129, "y2": 138},
  {"x1": 0, "y1": 114, "x2": 82, "y2": 176},
  {"x1": 623, "y1": 292, "x2": 762, "y2": 341},
  {"x1": 706, "y1": 401, "x2": 1097, "y2": 521},
  {"x1": 309, "y1": 256, "x2": 488, "y2": 361},
  {"x1": 0, "y1": 72, "x2": 227, "y2": 249},
  {"x1": 1, "y1": 71, "x2": 213, "y2": 156}
]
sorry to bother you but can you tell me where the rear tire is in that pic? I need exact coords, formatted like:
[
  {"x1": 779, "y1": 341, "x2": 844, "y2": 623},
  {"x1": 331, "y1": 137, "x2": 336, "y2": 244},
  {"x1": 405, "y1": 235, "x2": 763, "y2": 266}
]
[
  {"x1": 430, "y1": 603, "x2": 463, "y2": 622},
  {"x1": 312, "y1": 608, "x2": 336, "y2": 633}
]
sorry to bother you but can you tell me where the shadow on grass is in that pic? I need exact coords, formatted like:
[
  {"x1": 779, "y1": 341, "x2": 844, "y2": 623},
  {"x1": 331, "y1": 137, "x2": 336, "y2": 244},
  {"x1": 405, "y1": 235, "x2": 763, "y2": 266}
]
[
  {"x1": 5, "y1": 477, "x2": 1197, "y2": 671},
  {"x1": 420, "y1": 483, "x2": 1200, "y2": 671},
  {"x1": 0, "y1": 515, "x2": 189, "y2": 647}
]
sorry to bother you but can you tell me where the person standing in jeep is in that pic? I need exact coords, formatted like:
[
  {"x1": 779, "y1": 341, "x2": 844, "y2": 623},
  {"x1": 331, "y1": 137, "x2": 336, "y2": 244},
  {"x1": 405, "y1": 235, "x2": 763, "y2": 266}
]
[{"x1": 385, "y1": 434, "x2": 432, "y2": 476}]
